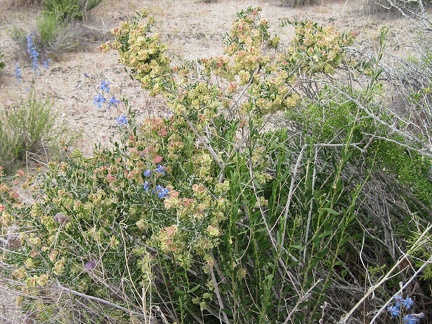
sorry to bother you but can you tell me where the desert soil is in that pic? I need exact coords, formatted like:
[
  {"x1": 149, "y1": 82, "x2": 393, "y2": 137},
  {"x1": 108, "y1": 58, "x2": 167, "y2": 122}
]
[{"x1": 0, "y1": 0, "x2": 424, "y2": 322}]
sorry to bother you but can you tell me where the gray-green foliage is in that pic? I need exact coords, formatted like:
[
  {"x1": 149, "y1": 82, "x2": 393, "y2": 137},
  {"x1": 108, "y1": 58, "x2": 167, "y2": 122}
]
[
  {"x1": 0, "y1": 49, "x2": 4, "y2": 69},
  {"x1": 12, "y1": 14, "x2": 79, "y2": 60},
  {"x1": 37, "y1": 12, "x2": 61, "y2": 46},
  {"x1": 15, "y1": 0, "x2": 104, "y2": 57},
  {"x1": 0, "y1": 118, "x2": 22, "y2": 168},
  {"x1": 0, "y1": 92, "x2": 61, "y2": 169},
  {"x1": 364, "y1": 0, "x2": 432, "y2": 31}
]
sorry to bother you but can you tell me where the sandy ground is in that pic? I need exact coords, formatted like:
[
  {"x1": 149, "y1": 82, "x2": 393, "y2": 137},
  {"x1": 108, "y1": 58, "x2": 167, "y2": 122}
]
[{"x1": 0, "y1": 0, "x2": 425, "y2": 322}]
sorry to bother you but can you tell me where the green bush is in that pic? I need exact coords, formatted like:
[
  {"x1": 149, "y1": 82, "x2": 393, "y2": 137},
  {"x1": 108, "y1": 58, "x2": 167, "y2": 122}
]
[
  {"x1": 42, "y1": 0, "x2": 102, "y2": 21},
  {"x1": 36, "y1": 17, "x2": 80, "y2": 55},
  {"x1": 0, "y1": 117, "x2": 22, "y2": 168},
  {"x1": 10, "y1": 1, "x2": 101, "y2": 58},
  {"x1": 0, "y1": 92, "x2": 71, "y2": 170},
  {"x1": 1, "y1": 7, "x2": 431, "y2": 324},
  {"x1": 12, "y1": 16, "x2": 79, "y2": 62},
  {"x1": 36, "y1": 12, "x2": 61, "y2": 46},
  {"x1": 0, "y1": 51, "x2": 4, "y2": 70}
]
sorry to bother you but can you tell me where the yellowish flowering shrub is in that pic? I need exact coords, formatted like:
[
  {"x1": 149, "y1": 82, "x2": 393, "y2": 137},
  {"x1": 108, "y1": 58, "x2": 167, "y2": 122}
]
[
  {"x1": 0, "y1": 7, "x2": 360, "y2": 323},
  {"x1": 3, "y1": 6, "x2": 430, "y2": 324},
  {"x1": 101, "y1": 8, "x2": 354, "y2": 120}
]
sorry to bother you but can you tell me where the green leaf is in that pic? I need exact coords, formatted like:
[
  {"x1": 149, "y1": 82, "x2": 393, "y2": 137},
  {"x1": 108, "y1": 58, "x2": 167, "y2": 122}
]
[
  {"x1": 321, "y1": 207, "x2": 339, "y2": 216},
  {"x1": 188, "y1": 285, "x2": 201, "y2": 293}
]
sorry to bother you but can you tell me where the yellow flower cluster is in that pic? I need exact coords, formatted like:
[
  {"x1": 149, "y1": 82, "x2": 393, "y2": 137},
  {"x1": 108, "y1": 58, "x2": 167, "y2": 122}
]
[
  {"x1": 100, "y1": 12, "x2": 172, "y2": 96},
  {"x1": 284, "y1": 20, "x2": 355, "y2": 75}
]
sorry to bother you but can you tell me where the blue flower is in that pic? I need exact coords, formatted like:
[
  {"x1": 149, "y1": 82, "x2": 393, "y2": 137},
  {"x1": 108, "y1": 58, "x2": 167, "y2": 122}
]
[
  {"x1": 93, "y1": 94, "x2": 106, "y2": 108},
  {"x1": 403, "y1": 314, "x2": 423, "y2": 324},
  {"x1": 107, "y1": 96, "x2": 120, "y2": 109},
  {"x1": 156, "y1": 164, "x2": 166, "y2": 175},
  {"x1": 99, "y1": 79, "x2": 110, "y2": 93},
  {"x1": 402, "y1": 297, "x2": 414, "y2": 310},
  {"x1": 393, "y1": 294, "x2": 404, "y2": 308},
  {"x1": 143, "y1": 169, "x2": 152, "y2": 177},
  {"x1": 26, "y1": 34, "x2": 39, "y2": 71},
  {"x1": 15, "y1": 64, "x2": 22, "y2": 83},
  {"x1": 42, "y1": 59, "x2": 51, "y2": 69},
  {"x1": 116, "y1": 115, "x2": 128, "y2": 125},
  {"x1": 155, "y1": 185, "x2": 169, "y2": 199},
  {"x1": 387, "y1": 305, "x2": 401, "y2": 317},
  {"x1": 143, "y1": 181, "x2": 150, "y2": 192}
]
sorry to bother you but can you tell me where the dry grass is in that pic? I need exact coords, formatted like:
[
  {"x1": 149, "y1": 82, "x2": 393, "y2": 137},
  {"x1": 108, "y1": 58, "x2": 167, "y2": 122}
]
[
  {"x1": 280, "y1": 0, "x2": 320, "y2": 7},
  {"x1": 364, "y1": 0, "x2": 432, "y2": 19},
  {"x1": 9, "y1": 0, "x2": 42, "y2": 7},
  {"x1": 0, "y1": 281, "x2": 25, "y2": 324}
]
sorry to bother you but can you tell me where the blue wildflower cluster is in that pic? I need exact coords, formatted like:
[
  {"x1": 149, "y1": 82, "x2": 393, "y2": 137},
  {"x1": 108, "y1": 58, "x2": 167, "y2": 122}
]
[
  {"x1": 155, "y1": 185, "x2": 169, "y2": 199},
  {"x1": 387, "y1": 294, "x2": 424, "y2": 324},
  {"x1": 13, "y1": 35, "x2": 51, "y2": 83},
  {"x1": 26, "y1": 34, "x2": 50, "y2": 72},
  {"x1": 92, "y1": 78, "x2": 125, "y2": 125},
  {"x1": 93, "y1": 79, "x2": 118, "y2": 108},
  {"x1": 26, "y1": 34, "x2": 39, "y2": 71},
  {"x1": 142, "y1": 165, "x2": 169, "y2": 199}
]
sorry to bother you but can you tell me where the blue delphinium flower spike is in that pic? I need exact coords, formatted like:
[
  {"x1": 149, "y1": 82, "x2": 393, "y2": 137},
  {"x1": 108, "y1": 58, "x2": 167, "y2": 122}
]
[
  {"x1": 26, "y1": 34, "x2": 39, "y2": 71},
  {"x1": 143, "y1": 170, "x2": 152, "y2": 177}
]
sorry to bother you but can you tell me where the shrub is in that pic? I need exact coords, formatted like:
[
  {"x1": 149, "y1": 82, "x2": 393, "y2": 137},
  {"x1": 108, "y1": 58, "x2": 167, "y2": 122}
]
[
  {"x1": 39, "y1": 21, "x2": 80, "y2": 55},
  {"x1": 1, "y1": 6, "x2": 431, "y2": 324},
  {"x1": 0, "y1": 94, "x2": 51, "y2": 168},
  {"x1": 11, "y1": 1, "x2": 102, "y2": 58},
  {"x1": 42, "y1": 0, "x2": 103, "y2": 21},
  {"x1": 0, "y1": 92, "x2": 72, "y2": 171},
  {"x1": 36, "y1": 12, "x2": 61, "y2": 46},
  {"x1": 12, "y1": 19, "x2": 79, "y2": 65},
  {"x1": 0, "y1": 115, "x2": 22, "y2": 168},
  {"x1": 0, "y1": 49, "x2": 4, "y2": 70}
]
